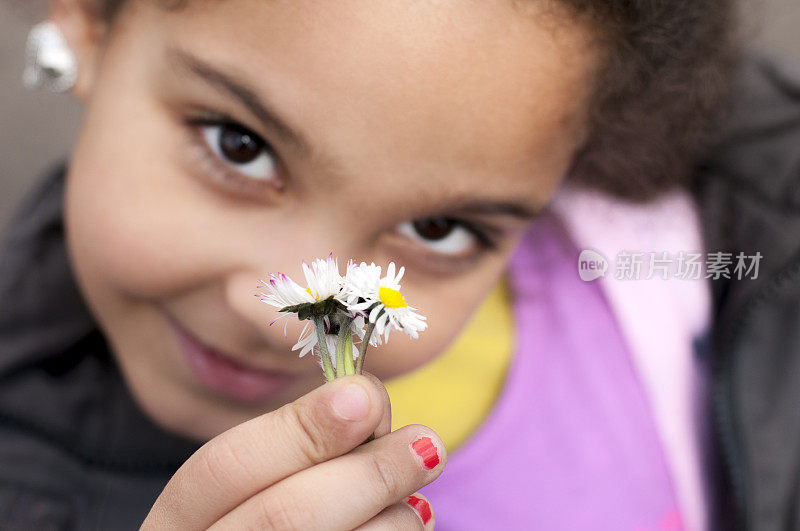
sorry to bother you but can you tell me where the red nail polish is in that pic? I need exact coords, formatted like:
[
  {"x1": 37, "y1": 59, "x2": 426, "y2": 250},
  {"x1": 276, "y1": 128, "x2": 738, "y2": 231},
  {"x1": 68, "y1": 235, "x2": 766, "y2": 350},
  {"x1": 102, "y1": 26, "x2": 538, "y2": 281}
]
[
  {"x1": 411, "y1": 436, "x2": 440, "y2": 469},
  {"x1": 406, "y1": 495, "x2": 432, "y2": 525}
]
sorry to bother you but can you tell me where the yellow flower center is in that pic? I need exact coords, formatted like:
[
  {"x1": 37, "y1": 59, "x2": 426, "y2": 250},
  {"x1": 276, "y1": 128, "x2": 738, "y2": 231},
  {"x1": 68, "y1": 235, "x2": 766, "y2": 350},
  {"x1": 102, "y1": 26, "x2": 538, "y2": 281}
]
[
  {"x1": 379, "y1": 286, "x2": 407, "y2": 309},
  {"x1": 306, "y1": 288, "x2": 320, "y2": 300}
]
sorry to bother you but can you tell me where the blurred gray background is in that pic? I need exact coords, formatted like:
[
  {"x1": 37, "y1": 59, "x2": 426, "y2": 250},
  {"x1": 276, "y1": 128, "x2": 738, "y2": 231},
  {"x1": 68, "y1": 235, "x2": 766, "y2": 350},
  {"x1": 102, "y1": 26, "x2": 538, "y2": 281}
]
[{"x1": 1, "y1": 1, "x2": 799, "y2": 231}]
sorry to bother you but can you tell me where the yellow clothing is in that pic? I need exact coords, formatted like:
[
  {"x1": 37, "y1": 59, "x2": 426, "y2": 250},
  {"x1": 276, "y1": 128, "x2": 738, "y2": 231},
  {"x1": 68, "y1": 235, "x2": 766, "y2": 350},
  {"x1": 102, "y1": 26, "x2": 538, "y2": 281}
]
[{"x1": 383, "y1": 281, "x2": 514, "y2": 451}]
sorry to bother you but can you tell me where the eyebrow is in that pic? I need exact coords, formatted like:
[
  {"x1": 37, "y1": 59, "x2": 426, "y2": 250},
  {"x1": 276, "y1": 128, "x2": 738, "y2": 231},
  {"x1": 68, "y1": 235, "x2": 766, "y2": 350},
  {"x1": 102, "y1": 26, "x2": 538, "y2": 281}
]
[
  {"x1": 167, "y1": 46, "x2": 311, "y2": 154},
  {"x1": 445, "y1": 199, "x2": 542, "y2": 221}
]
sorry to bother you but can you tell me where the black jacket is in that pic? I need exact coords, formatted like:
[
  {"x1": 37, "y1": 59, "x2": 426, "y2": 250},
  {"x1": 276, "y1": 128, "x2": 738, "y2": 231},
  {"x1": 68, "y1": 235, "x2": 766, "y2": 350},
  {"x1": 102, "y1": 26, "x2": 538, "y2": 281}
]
[
  {"x1": 1, "y1": 51, "x2": 798, "y2": 530},
  {"x1": 693, "y1": 52, "x2": 800, "y2": 530}
]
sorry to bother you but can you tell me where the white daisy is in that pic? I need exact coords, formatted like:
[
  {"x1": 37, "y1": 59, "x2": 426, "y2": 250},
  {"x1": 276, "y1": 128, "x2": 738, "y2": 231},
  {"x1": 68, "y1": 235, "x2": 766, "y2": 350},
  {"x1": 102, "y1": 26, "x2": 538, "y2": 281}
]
[
  {"x1": 348, "y1": 262, "x2": 427, "y2": 342},
  {"x1": 255, "y1": 274, "x2": 321, "y2": 363},
  {"x1": 302, "y1": 253, "x2": 344, "y2": 301},
  {"x1": 342, "y1": 261, "x2": 383, "y2": 306},
  {"x1": 343, "y1": 263, "x2": 384, "y2": 347},
  {"x1": 257, "y1": 254, "x2": 345, "y2": 366},
  {"x1": 258, "y1": 256, "x2": 424, "y2": 381},
  {"x1": 257, "y1": 273, "x2": 315, "y2": 311}
]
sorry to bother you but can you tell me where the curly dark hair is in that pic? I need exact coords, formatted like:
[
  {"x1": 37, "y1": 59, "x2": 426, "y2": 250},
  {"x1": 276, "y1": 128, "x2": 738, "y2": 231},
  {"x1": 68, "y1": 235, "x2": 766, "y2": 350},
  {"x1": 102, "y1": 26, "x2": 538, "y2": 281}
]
[
  {"x1": 559, "y1": 1, "x2": 740, "y2": 201},
  {"x1": 28, "y1": 0, "x2": 741, "y2": 202}
]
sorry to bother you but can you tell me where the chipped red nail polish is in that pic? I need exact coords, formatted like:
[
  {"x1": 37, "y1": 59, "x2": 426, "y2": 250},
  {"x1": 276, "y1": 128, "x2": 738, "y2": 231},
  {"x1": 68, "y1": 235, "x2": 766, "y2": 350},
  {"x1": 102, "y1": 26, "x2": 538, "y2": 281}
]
[
  {"x1": 406, "y1": 495, "x2": 432, "y2": 525},
  {"x1": 411, "y1": 436, "x2": 440, "y2": 469}
]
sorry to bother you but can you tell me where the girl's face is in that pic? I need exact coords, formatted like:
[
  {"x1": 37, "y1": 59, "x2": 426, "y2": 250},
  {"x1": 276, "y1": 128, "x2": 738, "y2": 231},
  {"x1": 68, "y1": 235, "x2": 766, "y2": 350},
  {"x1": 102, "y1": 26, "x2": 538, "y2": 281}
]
[{"x1": 63, "y1": 0, "x2": 597, "y2": 440}]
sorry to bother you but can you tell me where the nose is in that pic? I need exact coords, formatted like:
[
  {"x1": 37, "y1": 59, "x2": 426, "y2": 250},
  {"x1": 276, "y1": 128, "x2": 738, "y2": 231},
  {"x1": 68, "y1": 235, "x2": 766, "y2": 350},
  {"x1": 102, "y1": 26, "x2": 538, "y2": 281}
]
[
  {"x1": 223, "y1": 268, "x2": 310, "y2": 353},
  {"x1": 222, "y1": 235, "x2": 365, "y2": 353}
]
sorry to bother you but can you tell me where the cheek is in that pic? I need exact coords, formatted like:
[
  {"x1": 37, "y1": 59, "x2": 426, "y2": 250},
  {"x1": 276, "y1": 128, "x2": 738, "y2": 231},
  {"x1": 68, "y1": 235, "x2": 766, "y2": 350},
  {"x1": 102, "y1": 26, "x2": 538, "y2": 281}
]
[
  {"x1": 65, "y1": 153, "x2": 207, "y2": 299},
  {"x1": 62, "y1": 24, "x2": 231, "y2": 300},
  {"x1": 63, "y1": 94, "x2": 234, "y2": 300}
]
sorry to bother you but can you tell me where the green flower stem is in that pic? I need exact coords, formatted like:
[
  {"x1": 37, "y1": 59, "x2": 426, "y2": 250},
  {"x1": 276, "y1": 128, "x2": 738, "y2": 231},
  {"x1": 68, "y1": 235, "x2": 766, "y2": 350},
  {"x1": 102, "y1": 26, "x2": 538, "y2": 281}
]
[
  {"x1": 355, "y1": 320, "x2": 376, "y2": 375},
  {"x1": 329, "y1": 312, "x2": 357, "y2": 378},
  {"x1": 343, "y1": 331, "x2": 355, "y2": 376},
  {"x1": 356, "y1": 322, "x2": 377, "y2": 442},
  {"x1": 335, "y1": 317, "x2": 350, "y2": 378},
  {"x1": 313, "y1": 317, "x2": 335, "y2": 382}
]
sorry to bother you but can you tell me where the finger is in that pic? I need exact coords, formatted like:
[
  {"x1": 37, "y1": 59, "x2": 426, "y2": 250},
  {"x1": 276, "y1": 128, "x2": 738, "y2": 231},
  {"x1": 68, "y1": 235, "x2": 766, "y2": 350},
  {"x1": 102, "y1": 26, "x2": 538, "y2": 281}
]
[
  {"x1": 361, "y1": 371, "x2": 392, "y2": 437},
  {"x1": 143, "y1": 375, "x2": 392, "y2": 530},
  {"x1": 209, "y1": 425, "x2": 446, "y2": 530},
  {"x1": 355, "y1": 493, "x2": 435, "y2": 530}
]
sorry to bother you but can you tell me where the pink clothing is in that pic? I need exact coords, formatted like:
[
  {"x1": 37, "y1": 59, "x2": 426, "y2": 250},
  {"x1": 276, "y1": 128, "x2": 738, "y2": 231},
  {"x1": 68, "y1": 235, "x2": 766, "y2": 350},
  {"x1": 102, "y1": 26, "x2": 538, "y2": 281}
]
[
  {"x1": 419, "y1": 186, "x2": 711, "y2": 530},
  {"x1": 552, "y1": 185, "x2": 712, "y2": 530}
]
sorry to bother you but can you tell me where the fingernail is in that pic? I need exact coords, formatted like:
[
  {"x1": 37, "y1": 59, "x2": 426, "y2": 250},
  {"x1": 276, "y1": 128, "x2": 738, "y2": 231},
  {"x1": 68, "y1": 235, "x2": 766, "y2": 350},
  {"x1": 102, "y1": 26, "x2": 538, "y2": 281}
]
[
  {"x1": 411, "y1": 436, "x2": 440, "y2": 469},
  {"x1": 331, "y1": 383, "x2": 370, "y2": 421},
  {"x1": 406, "y1": 495, "x2": 433, "y2": 525}
]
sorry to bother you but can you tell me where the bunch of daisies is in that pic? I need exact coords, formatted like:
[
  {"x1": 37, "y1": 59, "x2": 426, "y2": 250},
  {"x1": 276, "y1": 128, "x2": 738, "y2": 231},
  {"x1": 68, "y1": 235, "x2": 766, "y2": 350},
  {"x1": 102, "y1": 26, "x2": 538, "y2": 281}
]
[{"x1": 257, "y1": 254, "x2": 427, "y2": 381}]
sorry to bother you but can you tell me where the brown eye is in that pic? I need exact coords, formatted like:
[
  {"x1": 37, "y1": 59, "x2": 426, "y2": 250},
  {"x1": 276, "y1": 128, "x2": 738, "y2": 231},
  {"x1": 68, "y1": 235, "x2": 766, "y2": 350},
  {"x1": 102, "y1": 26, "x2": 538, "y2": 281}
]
[
  {"x1": 201, "y1": 123, "x2": 277, "y2": 181},
  {"x1": 398, "y1": 218, "x2": 477, "y2": 256},
  {"x1": 412, "y1": 218, "x2": 455, "y2": 241},
  {"x1": 219, "y1": 124, "x2": 263, "y2": 163}
]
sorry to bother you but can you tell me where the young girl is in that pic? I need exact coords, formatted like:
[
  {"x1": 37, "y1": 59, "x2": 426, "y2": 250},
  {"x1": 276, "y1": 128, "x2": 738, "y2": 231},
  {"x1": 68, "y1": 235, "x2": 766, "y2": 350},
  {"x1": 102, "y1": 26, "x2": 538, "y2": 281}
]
[{"x1": 5, "y1": 0, "x2": 799, "y2": 529}]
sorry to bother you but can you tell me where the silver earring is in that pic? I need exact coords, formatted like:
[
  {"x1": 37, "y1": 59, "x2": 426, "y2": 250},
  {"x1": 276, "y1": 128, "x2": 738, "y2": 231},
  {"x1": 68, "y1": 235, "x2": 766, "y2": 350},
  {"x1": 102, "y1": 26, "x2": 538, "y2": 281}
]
[{"x1": 22, "y1": 21, "x2": 78, "y2": 93}]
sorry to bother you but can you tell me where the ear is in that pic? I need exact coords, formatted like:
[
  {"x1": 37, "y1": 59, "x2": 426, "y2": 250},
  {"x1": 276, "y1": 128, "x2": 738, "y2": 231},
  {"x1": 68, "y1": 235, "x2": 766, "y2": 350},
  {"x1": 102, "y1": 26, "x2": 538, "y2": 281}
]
[{"x1": 48, "y1": 0, "x2": 109, "y2": 101}]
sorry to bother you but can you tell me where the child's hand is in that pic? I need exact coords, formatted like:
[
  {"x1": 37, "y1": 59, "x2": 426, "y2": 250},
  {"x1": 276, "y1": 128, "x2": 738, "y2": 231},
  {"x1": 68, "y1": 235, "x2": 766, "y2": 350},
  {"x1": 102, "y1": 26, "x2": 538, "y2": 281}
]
[{"x1": 141, "y1": 374, "x2": 443, "y2": 530}]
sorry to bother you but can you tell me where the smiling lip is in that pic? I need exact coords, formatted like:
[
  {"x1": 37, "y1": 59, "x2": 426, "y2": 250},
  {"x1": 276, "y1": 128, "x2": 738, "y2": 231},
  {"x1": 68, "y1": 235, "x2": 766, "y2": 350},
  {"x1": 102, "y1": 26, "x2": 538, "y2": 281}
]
[{"x1": 170, "y1": 320, "x2": 298, "y2": 403}]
